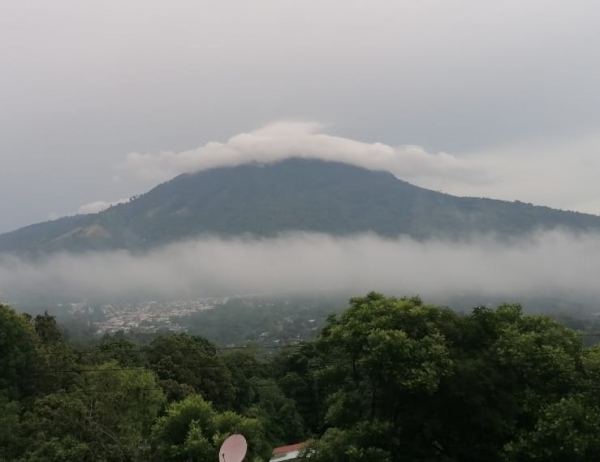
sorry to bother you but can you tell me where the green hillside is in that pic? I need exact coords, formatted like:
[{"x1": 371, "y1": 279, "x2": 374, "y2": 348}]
[{"x1": 1, "y1": 158, "x2": 599, "y2": 255}]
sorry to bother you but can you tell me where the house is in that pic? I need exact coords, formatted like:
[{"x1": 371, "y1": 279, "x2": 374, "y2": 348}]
[{"x1": 269, "y1": 442, "x2": 309, "y2": 461}]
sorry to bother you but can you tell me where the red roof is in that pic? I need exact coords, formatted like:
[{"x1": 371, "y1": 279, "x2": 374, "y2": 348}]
[{"x1": 272, "y1": 443, "x2": 306, "y2": 455}]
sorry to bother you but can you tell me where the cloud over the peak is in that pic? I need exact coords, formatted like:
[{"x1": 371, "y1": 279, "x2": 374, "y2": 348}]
[
  {"x1": 76, "y1": 199, "x2": 128, "y2": 215},
  {"x1": 117, "y1": 121, "x2": 487, "y2": 185},
  {"x1": 115, "y1": 122, "x2": 600, "y2": 216}
]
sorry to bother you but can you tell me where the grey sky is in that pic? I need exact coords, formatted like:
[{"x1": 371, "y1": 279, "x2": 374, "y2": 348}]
[{"x1": 2, "y1": 0, "x2": 600, "y2": 233}]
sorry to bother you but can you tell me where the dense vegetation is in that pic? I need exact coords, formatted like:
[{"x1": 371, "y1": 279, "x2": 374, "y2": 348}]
[
  {"x1": 3, "y1": 158, "x2": 600, "y2": 256},
  {"x1": 3, "y1": 293, "x2": 600, "y2": 461},
  {"x1": 175, "y1": 296, "x2": 344, "y2": 346}
]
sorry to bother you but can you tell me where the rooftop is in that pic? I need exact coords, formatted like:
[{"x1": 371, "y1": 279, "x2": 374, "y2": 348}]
[{"x1": 272, "y1": 443, "x2": 306, "y2": 456}]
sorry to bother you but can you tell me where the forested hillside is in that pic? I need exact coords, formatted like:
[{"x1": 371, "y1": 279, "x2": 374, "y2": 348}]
[
  {"x1": 3, "y1": 294, "x2": 600, "y2": 461},
  {"x1": 2, "y1": 159, "x2": 600, "y2": 256}
]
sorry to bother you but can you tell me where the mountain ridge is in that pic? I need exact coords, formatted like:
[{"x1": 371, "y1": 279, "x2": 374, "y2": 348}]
[{"x1": 1, "y1": 158, "x2": 599, "y2": 256}]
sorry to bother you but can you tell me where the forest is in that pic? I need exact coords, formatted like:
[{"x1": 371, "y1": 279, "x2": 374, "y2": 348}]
[{"x1": 3, "y1": 293, "x2": 600, "y2": 461}]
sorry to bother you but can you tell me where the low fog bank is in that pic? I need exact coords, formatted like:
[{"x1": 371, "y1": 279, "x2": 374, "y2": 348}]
[{"x1": 1, "y1": 230, "x2": 599, "y2": 310}]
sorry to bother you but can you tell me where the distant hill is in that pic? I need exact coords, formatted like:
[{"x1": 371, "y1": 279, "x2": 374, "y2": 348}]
[{"x1": 1, "y1": 158, "x2": 600, "y2": 256}]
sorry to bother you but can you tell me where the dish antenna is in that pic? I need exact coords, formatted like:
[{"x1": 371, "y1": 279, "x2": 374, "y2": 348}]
[{"x1": 219, "y1": 433, "x2": 247, "y2": 462}]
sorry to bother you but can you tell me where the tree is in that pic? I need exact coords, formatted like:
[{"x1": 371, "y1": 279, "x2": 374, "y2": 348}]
[
  {"x1": 247, "y1": 378, "x2": 306, "y2": 446},
  {"x1": 303, "y1": 295, "x2": 590, "y2": 462},
  {"x1": 424, "y1": 304, "x2": 585, "y2": 461},
  {"x1": 306, "y1": 421, "x2": 394, "y2": 462},
  {"x1": 318, "y1": 293, "x2": 454, "y2": 420},
  {"x1": 144, "y1": 334, "x2": 235, "y2": 408},
  {"x1": 502, "y1": 395, "x2": 600, "y2": 461},
  {"x1": 221, "y1": 348, "x2": 305, "y2": 446},
  {"x1": 310, "y1": 293, "x2": 455, "y2": 461},
  {"x1": 221, "y1": 348, "x2": 266, "y2": 413},
  {"x1": 0, "y1": 304, "x2": 42, "y2": 400},
  {"x1": 273, "y1": 342, "x2": 328, "y2": 435},
  {"x1": 19, "y1": 362, "x2": 165, "y2": 462},
  {"x1": 87, "y1": 337, "x2": 140, "y2": 368},
  {"x1": 501, "y1": 344, "x2": 600, "y2": 461},
  {"x1": 31, "y1": 311, "x2": 79, "y2": 394},
  {"x1": 0, "y1": 397, "x2": 22, "y2": 460},
  {"x1": 150, "y1": 394, "x2": 269, "y2": 462}
]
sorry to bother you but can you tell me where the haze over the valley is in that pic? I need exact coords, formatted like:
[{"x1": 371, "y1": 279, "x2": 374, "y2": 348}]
[{"x1": 1, "y1": 230, "x2": 599, "y2": 306}]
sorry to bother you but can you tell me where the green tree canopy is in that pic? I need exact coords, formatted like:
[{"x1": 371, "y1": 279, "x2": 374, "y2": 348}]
[
  {"x1": 144, "y1": 334, "x2": 235, "y2": 407},
  {"x1": 150, "y1": 394, "x2": 269, "y2": 462},
  {"x1": 304, "y1": 294, "x2": 590, "y2": 462},
  {"x1": 18, "y1": 362, "x2": 165, "y2": 462},
  {"x1": 0, "y1": 304, "x2": 42, "y2": 400}
]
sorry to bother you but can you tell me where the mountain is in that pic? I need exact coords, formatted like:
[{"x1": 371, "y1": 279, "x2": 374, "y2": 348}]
[{"x1": 2, "y1": 158, "x2": 600, "y2": 256}]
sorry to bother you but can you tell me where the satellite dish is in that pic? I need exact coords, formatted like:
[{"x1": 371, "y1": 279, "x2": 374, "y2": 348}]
[{"x1": 219, "y1": 434, "x2": 247, "y2": 462}]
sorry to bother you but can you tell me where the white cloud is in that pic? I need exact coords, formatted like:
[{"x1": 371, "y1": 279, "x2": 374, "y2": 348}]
[
  {"x1": 115, "y1": 121, "x2": 600, "y2": 217},
  {"x1": 442, "y1": 132, "x2": 600, "y2": 213},
  {"x1": 76, "y1": 199, "x2": 128, "y2": 215},
  {"x1": 2, "y1": 231, "x2": 600, "y2": 304},
  {"x1": 117, "y1": 121, "x2": 487, "y2": 185}
]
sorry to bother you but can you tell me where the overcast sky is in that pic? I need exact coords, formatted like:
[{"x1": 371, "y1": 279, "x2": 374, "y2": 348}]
[{"x1": 2, "y1": 0, "x2": 600, "y2": 233}]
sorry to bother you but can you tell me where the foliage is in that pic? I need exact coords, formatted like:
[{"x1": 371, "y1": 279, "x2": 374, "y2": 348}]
[
  {"x1": 30, "y1": 311, "x2": 80, "y2": 394},
  {"x1": 144, "y1": 334, "x2": 235, "y2": 407},
  {"x1": 5, "y1": 294, "x2": 600, "y2": 461},
  {"x1": 18, "y1": 362, "x2": 165, "y2": 462},
  {"x1": 300, "y1": 294, "x2": 593, "y2": 461},
  {"x1": 0, "y1": 304, "x2": 42, "y2": 400},
  {"x1": 178, "y1": 295, "x2": 340, "y2": 346},
  {"x1": 150, "y1": 394, "x2": 269, "y2": 462}
]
